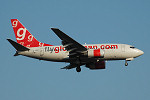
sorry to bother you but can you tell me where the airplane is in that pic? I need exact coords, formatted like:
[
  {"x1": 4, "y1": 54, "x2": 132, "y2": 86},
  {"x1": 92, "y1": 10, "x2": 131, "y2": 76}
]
[{"x1": 7, "y1": 19, "x2": 144, "y2": 72}]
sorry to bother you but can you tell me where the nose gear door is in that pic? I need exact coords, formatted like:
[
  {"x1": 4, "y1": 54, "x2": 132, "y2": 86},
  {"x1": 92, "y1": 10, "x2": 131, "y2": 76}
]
[
  {"x1": 122, "y1": 44, "x2": 125, "y2": 52},
  {"x1": 40, "y1": 48, "x2": 44, "y2": 56}
]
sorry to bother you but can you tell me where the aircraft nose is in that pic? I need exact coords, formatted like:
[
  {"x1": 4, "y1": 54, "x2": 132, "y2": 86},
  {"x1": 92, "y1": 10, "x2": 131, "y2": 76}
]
[
  {"x1": 137, "y1": 49, "x2": 144, "y2": 56},
  {"x1": 139, "y1": 50, "x2": 144, "y2": 55}
]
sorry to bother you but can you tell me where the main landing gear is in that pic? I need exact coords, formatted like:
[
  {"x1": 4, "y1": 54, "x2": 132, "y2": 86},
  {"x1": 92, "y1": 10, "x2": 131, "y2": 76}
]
[
  {"x1": 125, "y1": 60, "x2": 128, "y2": 66},
  {"x1": 76, "y1": 66, "x2": 81, "y2": 72}
]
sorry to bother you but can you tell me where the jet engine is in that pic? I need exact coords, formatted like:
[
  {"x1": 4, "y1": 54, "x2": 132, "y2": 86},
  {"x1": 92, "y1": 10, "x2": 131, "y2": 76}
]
[
  {"x1": 87, "y1": 48, "x2": 104, "y2": 58},
  {"x1": 86, "y1": 61, "x2": 105, "y2": 69}
]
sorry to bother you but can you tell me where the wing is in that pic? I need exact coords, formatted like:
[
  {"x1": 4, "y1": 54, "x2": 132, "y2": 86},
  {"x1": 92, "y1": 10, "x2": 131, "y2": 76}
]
[
  {"x1": 51, "y1": 28, "x2": 87, "y2": 57},
  {"x1": 61, "y1": 64, "x2": 76, "y2": 69}
]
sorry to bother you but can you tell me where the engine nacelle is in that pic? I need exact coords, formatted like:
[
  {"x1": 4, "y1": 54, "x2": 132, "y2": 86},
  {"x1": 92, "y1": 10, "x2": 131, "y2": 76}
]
[
  {"x1": 88, "y1": 48, "x2": 104, "y2": 58},
  {"x1": 86, "y1": 61, "x2": 105, "y2": 69}
]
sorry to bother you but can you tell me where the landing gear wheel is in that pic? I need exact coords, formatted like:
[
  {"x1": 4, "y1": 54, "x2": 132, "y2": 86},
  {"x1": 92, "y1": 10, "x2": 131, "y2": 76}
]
[
  {"x1": 76, "y1": 67, "x2": 81, "y2": 72},
  {"x1": 125, "y1": 62, "x2": 128, "y2": 66},
  {"x1": 125, "y1": 60, "x2": 128, "y2": 66}
]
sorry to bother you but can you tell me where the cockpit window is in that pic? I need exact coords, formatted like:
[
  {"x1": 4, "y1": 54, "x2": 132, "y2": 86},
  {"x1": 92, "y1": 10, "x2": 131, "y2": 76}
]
[{"x1": 130, "y1": 46, "x2": 135, "y2": 49}]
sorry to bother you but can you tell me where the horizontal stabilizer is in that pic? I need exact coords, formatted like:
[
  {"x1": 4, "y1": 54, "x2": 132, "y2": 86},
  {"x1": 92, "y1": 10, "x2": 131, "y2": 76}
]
[{"x1": 7, "y1": 39, "x2": 30, "y2": 51}]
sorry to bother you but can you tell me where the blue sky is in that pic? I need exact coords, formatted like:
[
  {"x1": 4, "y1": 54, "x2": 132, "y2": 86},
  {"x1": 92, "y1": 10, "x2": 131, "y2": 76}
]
[{"x1": 0, "y1": 0, "x2": 150, "y2": 100}]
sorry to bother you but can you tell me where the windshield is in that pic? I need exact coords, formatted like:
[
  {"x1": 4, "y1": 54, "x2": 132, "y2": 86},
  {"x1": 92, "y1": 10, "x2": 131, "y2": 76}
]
[{"x1": 130, "y1": 46, "x2": 135, "y2": 49}]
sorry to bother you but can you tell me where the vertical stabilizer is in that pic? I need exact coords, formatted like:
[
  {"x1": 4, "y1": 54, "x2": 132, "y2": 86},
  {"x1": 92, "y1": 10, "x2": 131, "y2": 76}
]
[{"x1": 11, "y1": 19, "x2": 52, "y2": 47}]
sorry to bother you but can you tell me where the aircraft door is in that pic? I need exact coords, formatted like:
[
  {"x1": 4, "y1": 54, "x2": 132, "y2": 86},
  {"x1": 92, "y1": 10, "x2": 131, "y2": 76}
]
[
  {"x1": 40, "y1": 48, "x2": 44, "y2": 56},
  {"x1": 122, "y1": 44, "x2": 125, "y2": 52}
]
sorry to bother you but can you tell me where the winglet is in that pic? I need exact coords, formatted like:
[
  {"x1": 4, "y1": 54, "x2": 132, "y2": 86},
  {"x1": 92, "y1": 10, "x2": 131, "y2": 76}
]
[{"x1": 7, "y1": 39, "x2": 30, "y2": 51}]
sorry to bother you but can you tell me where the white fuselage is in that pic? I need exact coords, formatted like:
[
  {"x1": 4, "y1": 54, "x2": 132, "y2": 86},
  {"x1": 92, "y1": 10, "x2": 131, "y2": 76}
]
[
  {"x1": 8, "y1": 19, "x2": 144, "y2": 72},
  {"x1": 18, "y1": 44, "x2": 144, "y2": 62}
]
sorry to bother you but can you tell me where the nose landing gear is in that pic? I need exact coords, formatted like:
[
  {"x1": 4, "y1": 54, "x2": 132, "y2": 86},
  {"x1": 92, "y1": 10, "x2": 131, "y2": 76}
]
[{"x1": 125, "y1": 60, "x2": 128, "y2": 66}]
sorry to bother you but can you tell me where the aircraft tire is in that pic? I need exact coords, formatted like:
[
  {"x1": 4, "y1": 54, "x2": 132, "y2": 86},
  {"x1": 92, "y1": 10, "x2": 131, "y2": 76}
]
[
  {"x1": 76, "y1": 67, "x2": 81, "y2": 72},
  {"x1": 125, "y1": 62, "x2": 128, "y2": 66}
]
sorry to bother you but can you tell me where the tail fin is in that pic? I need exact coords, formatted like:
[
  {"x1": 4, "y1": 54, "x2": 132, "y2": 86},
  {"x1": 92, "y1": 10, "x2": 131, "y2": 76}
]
[{"x1": 11, "y1": 19, "x2": 52, "y2": 47}]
